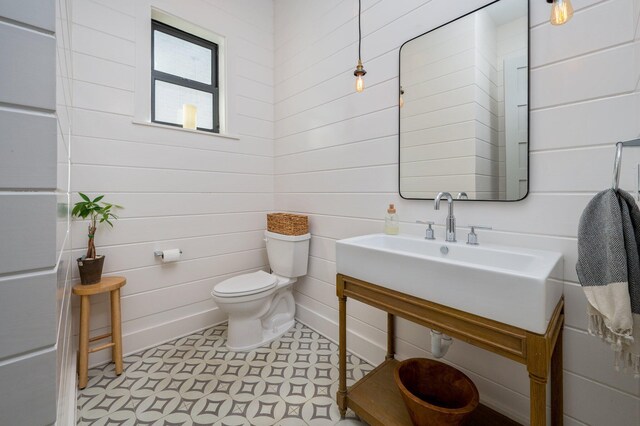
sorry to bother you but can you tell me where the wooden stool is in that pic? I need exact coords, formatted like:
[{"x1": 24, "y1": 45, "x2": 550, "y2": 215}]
[{"x1": 72, "y1": 276, "x2": 126, "y2": 389}]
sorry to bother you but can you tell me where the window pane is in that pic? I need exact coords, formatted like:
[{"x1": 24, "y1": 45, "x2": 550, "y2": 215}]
[
  {"x1": 154, "y1": 30, "x2": 212, "y2": 85},
  {"x1": 154, "y1": 80, "x2": 214, "y2": 130}
]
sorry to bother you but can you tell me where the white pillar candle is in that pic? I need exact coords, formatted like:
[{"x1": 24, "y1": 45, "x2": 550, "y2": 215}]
[{"x1": 182, "y1": 104, "x2": 197, "y2": 129}]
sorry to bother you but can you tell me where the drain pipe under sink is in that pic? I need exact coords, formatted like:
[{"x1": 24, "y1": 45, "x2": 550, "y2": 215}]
[{"x1": 430, "y1": 329, "x2": 453, "y2": 358}]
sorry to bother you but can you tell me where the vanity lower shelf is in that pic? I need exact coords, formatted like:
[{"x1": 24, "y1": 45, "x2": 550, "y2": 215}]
[{"x1": 347, "y1": 358, "x2": 520, "y2": 426}]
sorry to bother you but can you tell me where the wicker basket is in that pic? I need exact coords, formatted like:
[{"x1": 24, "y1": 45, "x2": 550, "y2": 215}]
[{"x1": 267, "y1": 213, "x2": 308, "y2": 236}]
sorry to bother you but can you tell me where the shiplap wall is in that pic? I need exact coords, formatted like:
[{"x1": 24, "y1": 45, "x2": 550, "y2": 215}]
[
  {"x1": 274, "y1": 0, "x2": 640, "y2": 424},
  {"x1": 69, "y1": 0, "x2": 274, "y2": 365}
]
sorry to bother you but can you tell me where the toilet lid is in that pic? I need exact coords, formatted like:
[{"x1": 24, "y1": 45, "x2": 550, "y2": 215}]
[{"x1": 213, "y1": 270, "x2": 277, "y2": 297}]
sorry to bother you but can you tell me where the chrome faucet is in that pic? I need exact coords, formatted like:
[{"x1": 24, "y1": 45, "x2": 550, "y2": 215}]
[{"x1": 434, "y1": 192, "x2": 456, "y2": 242}]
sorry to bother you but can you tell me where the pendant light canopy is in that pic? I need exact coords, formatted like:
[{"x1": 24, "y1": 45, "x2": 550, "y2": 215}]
[
  {"x1": 353, "y1": 0, "x2": 366, "y2": 93},
  {"x1": 547, "y1": 0, "x2": 574, "y2": 25}
]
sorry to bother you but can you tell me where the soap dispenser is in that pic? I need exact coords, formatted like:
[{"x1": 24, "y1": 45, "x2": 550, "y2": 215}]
[{"x1": 384, "y1": 204, "x2": 399, "y2": 235}]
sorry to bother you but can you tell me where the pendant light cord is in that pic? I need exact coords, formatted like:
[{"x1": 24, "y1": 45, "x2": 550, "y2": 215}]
[{"x1": 358, "y1": 0, "x2": 362, "y2": 61}]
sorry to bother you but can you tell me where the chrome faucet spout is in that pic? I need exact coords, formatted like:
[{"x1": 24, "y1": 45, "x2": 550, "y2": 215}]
[
  {"x1": 434, "y1": 192, "x2": 456, "y2": 242},
  {"x1": 434, "y1": 191, "x2": 452, "y2": 210}
]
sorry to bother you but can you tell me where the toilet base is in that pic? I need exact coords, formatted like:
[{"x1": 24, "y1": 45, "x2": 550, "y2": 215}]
[
  {"x1": 222, "y1": 285, "x2": 297, "y2": 351},
  {"x1": 226, "y1": 317, "x2": 295, "y2": 351}
]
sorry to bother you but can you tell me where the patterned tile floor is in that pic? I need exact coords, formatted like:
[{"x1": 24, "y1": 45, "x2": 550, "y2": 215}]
[{"x1": 77, "y1": 322, "x2": 371, "y2": 425}]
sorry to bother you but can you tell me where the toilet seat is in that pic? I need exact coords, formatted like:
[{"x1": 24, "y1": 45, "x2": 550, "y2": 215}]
[{"x1": 212, "y1": 270, "x2": 277, "y2": 298}]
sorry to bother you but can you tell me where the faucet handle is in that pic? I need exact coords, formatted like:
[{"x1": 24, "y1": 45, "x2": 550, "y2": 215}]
[
  {"x1": 466, "y1": 225, "x2": 492, "y2": 245},
  {"x1": 416, "y1": 221, "x2": 436, "y2": 240}
]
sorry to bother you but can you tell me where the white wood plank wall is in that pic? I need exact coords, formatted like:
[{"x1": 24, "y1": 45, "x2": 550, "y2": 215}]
[
  {"x1": 67, "y1": 0, "x2": 640, "y2": 424},
  {"x1": 69, "y1": 0, "x2": 275, "y2": 366},
  {"x1": 274, "y1": 0, "x2": 640, "y2": 424}
]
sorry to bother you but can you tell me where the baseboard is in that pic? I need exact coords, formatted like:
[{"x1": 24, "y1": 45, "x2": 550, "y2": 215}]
[{"x1": 89, "y1": 307, "x2": 227, "y2": 368}]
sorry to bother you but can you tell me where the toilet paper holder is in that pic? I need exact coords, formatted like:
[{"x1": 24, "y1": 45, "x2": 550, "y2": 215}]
[{"x1": 154, "y1": 250, "x2": 182, "y2": 257}]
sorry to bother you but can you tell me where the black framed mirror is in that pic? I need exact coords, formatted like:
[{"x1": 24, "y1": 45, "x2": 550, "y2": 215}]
[{"x1": 399, "y1": 0, "x2": 529, "y2": 201}]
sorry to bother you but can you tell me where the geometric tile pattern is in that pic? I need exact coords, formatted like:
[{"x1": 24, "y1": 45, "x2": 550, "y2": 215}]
[{"x1": 77, "y1": 322, "x2": 371, "y2": 425}]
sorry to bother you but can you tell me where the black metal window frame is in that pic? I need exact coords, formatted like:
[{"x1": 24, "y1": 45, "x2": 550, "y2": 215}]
[{"x1": 151, "y1": 20, "x2": 220, "y2": 133}]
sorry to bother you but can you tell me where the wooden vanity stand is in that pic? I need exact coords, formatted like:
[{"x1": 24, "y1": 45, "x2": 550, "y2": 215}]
[{"x1": 336, "y1": 274, "x2": 564, "y2": 426}]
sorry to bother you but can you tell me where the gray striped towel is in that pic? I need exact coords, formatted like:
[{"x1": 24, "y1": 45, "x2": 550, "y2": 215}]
[{"x1": 577, "y1": 188, "x2": 640, "y2": 378}]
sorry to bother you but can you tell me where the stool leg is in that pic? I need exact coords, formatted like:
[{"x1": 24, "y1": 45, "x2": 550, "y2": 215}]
[
  {"x1": 110, "y1": 288, "x2": 123, "y2": 375},
  {"x1": 78, "y1": 295, "x2": 90, "y2": 389}
]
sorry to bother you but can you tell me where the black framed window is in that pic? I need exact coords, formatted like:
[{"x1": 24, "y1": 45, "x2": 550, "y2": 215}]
[{"x1": 151, "y1": 20, "x2": 219, "y2": 133}]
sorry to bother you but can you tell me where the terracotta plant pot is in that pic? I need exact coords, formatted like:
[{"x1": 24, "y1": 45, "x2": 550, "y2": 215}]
[
  {"x1": 77, "y1": 255, "x2": 105, "y2": 285},
  {"x1": 394, "y1": 358, "x2": 479, "y2": 426}
]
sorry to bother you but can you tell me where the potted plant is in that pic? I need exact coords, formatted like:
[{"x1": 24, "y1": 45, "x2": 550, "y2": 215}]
[{"x1": 71, "y1": 193, "x2": 122, "y2": 284}]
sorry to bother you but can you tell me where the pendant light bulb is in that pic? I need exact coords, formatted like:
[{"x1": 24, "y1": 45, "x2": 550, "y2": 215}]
[
  {"x1": 550, "y1": 0, "x2": 573, "y2": 25},
  {"x1": 354, "y1": 59, "x2": 366, "y2": 93},
  {"x1": 356, "y1": 75, "x2": 365, "y2": 93}
]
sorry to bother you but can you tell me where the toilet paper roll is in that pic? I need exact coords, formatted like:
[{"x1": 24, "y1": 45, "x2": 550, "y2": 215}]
[{"x1": 161, "y1": 249, "x2": 181, "y2": 263}]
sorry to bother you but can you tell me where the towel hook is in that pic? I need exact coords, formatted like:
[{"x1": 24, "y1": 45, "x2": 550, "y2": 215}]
[
  {"x1": 611, "y1": 138, "x2": 640, "y2": 191},
  {"x1": 612, "y1": 142, "x2": 624, "y2": 190}
]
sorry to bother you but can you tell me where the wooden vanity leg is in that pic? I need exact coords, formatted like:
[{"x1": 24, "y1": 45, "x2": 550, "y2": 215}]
[
  {"x1": 529, "y1": 374, "x2": 548, "y2": 426},
  {"x1": 337, "y1": 294, "x2": 348, "y2": 417},
  {"x1": 527, "y1": 332, "x2": 549, "y2": 426},
  {"x1": 551, "y1": 330, "x2": 563, "y2": 425},
  {"x1": 386, "y1": 313, "x2": 395, "y2": 360}
]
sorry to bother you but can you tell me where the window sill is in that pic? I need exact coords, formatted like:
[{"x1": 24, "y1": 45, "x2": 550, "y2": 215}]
[{"x1": 131, "y1": 120, "x2": 240, "y2": 140}]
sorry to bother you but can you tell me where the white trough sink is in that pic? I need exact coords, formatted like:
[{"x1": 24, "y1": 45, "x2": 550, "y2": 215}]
[{"x1": 336, "y1": 234, "x2": 563, "y2": 334}]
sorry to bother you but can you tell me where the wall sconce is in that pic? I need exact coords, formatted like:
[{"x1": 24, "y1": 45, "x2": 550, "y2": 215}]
[
  {"x1": 353, "y1": 0, "x2": 366, "y2": 93},
  {"x1": 183, "y1": 104, "x2": 197, "y2": 129},
  {"x1": 399, "y1": 86, "x2": 405, "y2": 108},
  {"x1": 547, "y1": 0, "x2": 573, "y2": 25}
]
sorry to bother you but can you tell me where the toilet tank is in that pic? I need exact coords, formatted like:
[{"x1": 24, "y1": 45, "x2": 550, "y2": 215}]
[{"x1": 265, "y1": 231, "x2": 310, "y2": 278}]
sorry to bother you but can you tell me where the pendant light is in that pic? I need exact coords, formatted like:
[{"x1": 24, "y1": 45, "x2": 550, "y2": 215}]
[
  {"x1": 547, "y1": 0, "x2": 573, "y2": 25},
  {"x1": 353, "y1": 0, "x2": 366, "y2": 93}
]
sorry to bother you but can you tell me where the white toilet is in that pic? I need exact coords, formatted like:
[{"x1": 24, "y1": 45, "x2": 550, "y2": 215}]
[{"x1": 211, "y1": 230, "x2": 311, "y2": 351}]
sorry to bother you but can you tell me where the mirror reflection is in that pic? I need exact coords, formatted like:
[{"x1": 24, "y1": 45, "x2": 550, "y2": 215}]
[{"x1": 399, "y1": 0, "x2": 529, "y2": 201}]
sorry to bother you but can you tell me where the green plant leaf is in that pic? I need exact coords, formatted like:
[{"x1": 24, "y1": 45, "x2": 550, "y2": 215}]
[{"x1": 72, "y1": 194, "x2": 122, "y2": 233}]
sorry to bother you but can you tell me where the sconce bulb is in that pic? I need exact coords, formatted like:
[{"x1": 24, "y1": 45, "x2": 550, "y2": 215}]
[
  {"x1": 550, "y1": 0, "x2": 573, "y2": 25},
  {"x1": 355, "y1": 75, "x2": 365, "y2": 93}
]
